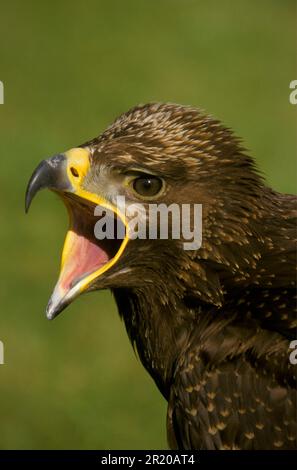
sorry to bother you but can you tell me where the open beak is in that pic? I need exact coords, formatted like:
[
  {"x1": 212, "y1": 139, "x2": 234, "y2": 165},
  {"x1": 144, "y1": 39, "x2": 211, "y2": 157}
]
[{"x1": 25, "y1": 147, "x2": 128, "y2": 320}]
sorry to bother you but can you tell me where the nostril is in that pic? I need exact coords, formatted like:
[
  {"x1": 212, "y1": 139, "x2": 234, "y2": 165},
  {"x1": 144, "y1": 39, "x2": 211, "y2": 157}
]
[{"x1": 70, "y1": 167, "x2": 79, "y2": 177}]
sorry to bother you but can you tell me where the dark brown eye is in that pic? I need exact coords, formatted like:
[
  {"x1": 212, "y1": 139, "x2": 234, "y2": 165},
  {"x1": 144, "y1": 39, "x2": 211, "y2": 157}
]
[{"x1": 132, "y1": 175, "x2": 164, "y2": 198}]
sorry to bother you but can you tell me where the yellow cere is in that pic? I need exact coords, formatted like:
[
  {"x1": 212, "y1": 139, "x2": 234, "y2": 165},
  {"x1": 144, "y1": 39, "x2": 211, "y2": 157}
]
[{"x1": 65, "y1": 147, "x2": 91, "y2": 184}]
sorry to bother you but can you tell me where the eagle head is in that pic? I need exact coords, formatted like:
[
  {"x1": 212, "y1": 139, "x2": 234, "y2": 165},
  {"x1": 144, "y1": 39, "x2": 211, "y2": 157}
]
[{"x1": 25, "y1": 103, "x2": 264, "y2": 320}]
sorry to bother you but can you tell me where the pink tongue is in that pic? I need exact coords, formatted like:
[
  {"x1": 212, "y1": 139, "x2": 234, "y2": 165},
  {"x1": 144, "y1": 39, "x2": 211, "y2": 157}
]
[{"x1": 60, "y1": 231, "x2": 109, "y2": 291}]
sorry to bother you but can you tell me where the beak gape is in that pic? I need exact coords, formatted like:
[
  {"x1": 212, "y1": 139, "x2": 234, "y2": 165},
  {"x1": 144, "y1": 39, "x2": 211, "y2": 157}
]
[{"x1": 25, "y1": 150, "x2": 128, "y2": 320}]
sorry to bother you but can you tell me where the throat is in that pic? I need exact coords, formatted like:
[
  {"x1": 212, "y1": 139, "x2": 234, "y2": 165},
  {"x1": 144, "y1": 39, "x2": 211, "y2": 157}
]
[{"x1": 113, "y1": 287, "x2": 189, "y2": 398}]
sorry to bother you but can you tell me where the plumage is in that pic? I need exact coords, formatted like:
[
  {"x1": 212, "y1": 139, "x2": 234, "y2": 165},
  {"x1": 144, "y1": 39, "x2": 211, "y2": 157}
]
[{"x1": 26, "y1": 103, "x2": 297, "y2": 449}]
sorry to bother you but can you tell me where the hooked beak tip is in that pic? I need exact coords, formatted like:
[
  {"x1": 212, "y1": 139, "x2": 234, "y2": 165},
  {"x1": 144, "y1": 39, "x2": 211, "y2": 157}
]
[
  {"x1": 25, "y1": 154, "x2": 70, "y2": 214},
  {"x1": 25, "y1": 191, "x2": 32, "y2": 213}
]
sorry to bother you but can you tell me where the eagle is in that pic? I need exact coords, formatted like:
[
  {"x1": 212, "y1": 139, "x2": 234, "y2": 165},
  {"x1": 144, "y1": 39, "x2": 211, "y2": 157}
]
[{"x1": 25, "y1": 103, "x2": 297, "y2": 450}]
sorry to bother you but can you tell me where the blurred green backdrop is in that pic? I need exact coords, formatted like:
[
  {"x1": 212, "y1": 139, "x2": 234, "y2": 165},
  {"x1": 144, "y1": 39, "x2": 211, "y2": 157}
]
[{"x1": 0, "y1": 0, "x2": 296, "y2": 449}]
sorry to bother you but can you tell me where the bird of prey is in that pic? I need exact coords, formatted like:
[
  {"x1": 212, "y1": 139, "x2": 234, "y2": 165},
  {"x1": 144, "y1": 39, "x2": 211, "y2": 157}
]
[{"x1": 25, "y1": 103, "x2": 296, "y2": 450}]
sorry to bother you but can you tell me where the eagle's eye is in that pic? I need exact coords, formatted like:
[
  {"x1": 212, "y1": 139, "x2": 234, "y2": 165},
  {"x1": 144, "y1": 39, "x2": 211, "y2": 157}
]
[{"x1": 132, "y1": 175, "x2": 164, "y2": 199}]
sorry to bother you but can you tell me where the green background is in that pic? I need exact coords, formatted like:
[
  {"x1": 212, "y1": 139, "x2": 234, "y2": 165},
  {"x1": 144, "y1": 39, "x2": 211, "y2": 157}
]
[{"x1": 0, "y1": 0, "x2": 296, "y2": 449}]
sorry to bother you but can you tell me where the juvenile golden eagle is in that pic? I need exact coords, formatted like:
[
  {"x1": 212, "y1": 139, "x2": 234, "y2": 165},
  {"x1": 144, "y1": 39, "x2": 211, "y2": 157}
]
[{"x1": 26, "y1": 103, "x2": 297, "y2": 450}]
